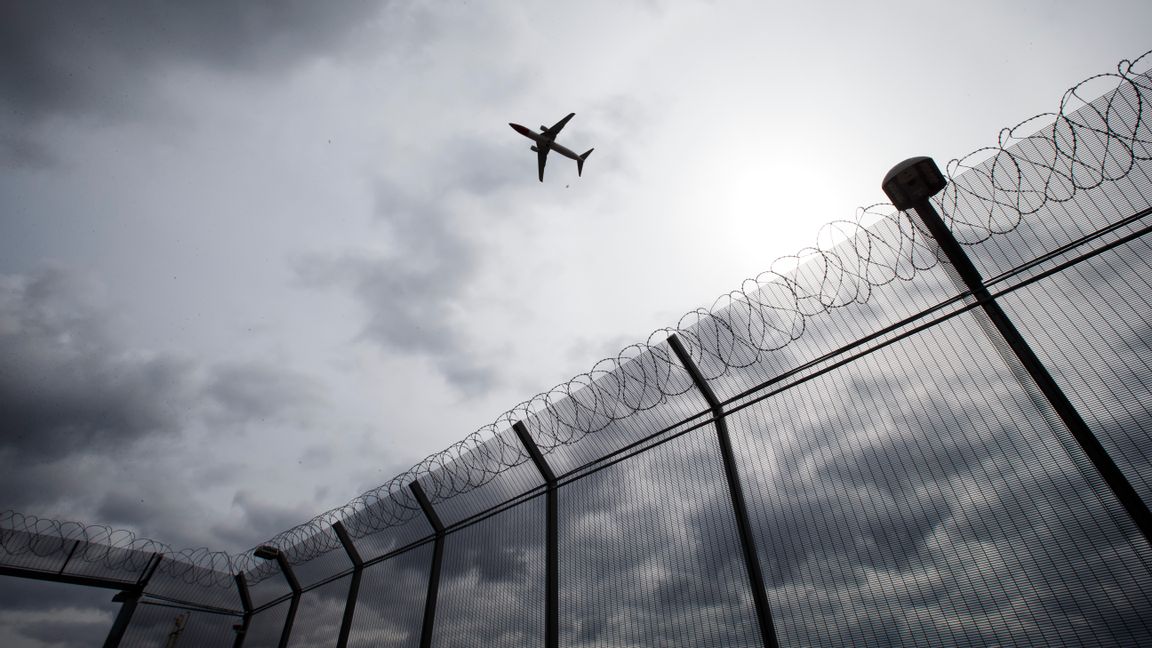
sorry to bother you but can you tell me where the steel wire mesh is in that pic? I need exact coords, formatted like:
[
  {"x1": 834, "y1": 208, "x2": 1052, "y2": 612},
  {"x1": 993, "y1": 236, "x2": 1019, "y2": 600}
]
[{"x1": 727, "y1": 313, "x2": 1152, "y2": 646}]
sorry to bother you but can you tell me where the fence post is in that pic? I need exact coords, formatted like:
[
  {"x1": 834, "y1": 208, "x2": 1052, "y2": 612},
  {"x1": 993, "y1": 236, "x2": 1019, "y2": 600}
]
[
  {"x1": 101, "y1": 590, "x2": 141, "y2": 648},
  {"x1": 101, "y1": 553, "x2": 162, "y2": 648},
  {"x1": 410, "y1": 481, "x2": 445, "y2": 648},
  {"x1": 252, "y1": 546, "x2": 301, "y2": 648},
  {"x1": 667, "y1": 334, "x2": 780, "y2": 648},
  {"x1": 513, "y1": 421, "x2": 559, "y2": 648},
  {"x1": 57, "y1": 539, "x2": 81, "y2": 575},
  {"x1": 882, "y1": 156, "x2": 1152, "y2": 547},
  {"x1": 232, "y1": 573, "x2": 254, "y2": 648},
  {"x1": 333, "y1": 521, "x2": 363, "y2": 648}
]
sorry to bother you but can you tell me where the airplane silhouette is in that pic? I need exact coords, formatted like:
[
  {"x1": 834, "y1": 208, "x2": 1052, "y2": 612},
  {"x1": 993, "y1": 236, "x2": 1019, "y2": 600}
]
[{"x1": 509, "y1": 113, "x2": 594, "y2": 182}]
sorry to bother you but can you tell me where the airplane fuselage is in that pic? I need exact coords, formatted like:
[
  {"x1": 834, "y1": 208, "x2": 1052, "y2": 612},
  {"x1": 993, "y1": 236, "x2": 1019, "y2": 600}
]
[{"x1": 509, "y1": 123, "x2": 582, "y2": 161}]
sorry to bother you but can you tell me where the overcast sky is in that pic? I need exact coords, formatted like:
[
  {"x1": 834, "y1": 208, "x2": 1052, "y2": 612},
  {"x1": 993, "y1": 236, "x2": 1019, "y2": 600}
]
[{"x1": 2, "y1": 0, "x2": 1150, "y2": 602}]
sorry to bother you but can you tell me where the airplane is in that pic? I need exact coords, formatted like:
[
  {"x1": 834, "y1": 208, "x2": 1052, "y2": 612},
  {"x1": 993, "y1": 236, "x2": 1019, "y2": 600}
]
[{"x1": 509, "y1": 113, "x2": 594, "y2": 182}]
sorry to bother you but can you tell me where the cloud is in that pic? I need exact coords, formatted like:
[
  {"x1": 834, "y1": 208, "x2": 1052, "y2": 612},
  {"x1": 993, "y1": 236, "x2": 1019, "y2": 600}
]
[
  {"x1": 202, "y1": 362, "x2": 324, "y2": 427},
  {"x1": 0, "y1": 267, "x2": 191, "y2": 510},
  {"x1": 0, "y1": 579, "x2": 115, "y2": 648},
  {"x1": 296, "y1": 137, "x2": 525, "y2": 396},
  {"x1": 0, "y1": 1, "x2": 383, "y2": 119},
  {"x1": 209, "y1": 491, "x2": 325, "y2": 551},
  {"x1": 0, "y1": 265, "x2": 334, "y2": 577},
  {"x1": 0, "y1": 0, "x2": 387, "y2": 165}
]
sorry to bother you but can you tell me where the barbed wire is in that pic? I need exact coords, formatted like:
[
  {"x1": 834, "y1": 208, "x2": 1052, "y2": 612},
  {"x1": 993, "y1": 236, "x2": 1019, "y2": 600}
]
[
  {"x1": 942, "y1": 51, "x2": 1152, "y2": 242},
  {"x1": 3, "y1": 49, "x2": 1149, "y2": 594}
]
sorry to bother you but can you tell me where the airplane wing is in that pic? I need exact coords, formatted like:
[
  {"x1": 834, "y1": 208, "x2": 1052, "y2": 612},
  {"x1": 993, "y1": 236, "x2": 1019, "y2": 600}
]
[
  {"x1": 543, "y1": 112, "x2": 575, "y2": 137},
  {"x1": 536, "y1": 145, "x2": 549, "y2": 182}
]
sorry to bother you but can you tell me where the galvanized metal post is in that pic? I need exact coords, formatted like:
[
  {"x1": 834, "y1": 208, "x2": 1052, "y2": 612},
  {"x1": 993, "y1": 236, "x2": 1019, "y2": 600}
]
[
  {"x1": 274, "y1": 552, "x2": 301, "y2": 648},
  {"x1": 513, "y1": 421, "x2": 559, "y2": 648},
  {"x1": 333, "y1": 521, "x2": 363, "y2": 648},
  {"x1": 101, "y1": 553, "x2": 162, "y2": 648},
  {"x1": 57, "y1": 539, "x2": 81, "y2": 575},
  {"x1": 232, "y1": 573, "x2": 254, "y2": 648},
  {"x1": 410, "y1": 481, "x2": 445, "y2": 648},
  {"x1": 252, "y1": 545, "x2": 301, "y2": 648},
  {"x1": 101, "y1": 590, "x2": 141, "y2": 648},
  {"x1": 667, "y1": 333, "x2": 780, "y2": 648},
  {"x1": 882, "y1": 156, "x2": 1152, "y2": 547}
]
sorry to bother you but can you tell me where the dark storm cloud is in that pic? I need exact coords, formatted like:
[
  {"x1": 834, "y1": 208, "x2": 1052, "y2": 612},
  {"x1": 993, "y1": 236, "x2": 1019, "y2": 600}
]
[
  {"x1": 0, "y1": 286, "x2": 325, "y2": 638},
  {"x1": 0, "y1": 1, "x2": 383, "y2": 119},
  {"x1": 0, "y1": 0, "x2": 386, "y2": 165},
  {"x1": 0, "y1": 267, "x2": 327, "y2": 518},
  {"x1": 0, "y1": 268, "x2": 191, "y2": 510},
  {"x1": 17, "y1": 616, "x2": 115, "y2": 648},
  {"x1": 94, "y1": 489, "x2": 173, "y2": 531},
  {"x1": 0, "y1": 580, "x2": 116, "y2": 648}
]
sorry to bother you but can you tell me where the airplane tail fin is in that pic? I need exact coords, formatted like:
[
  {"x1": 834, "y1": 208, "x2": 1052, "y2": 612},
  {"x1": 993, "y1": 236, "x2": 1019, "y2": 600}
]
[{"x1": 577, "y1": 148, "x2": 594, "y2": 176}]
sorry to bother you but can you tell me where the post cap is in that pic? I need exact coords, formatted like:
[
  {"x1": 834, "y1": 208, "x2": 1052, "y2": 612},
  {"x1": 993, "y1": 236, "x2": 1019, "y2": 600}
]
[
  {"x1": 253, "y1": 545, "x2": 280, "y2": 560},
  {"x1": 111, "y1": 590, "x2": 140, "y2": 603},
  {"x1": 882, "y1": 156, "x2": 947, "y2": 210}
]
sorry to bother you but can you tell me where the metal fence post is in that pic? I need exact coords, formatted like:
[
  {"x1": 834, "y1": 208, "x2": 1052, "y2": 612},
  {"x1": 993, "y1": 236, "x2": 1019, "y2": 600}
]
[
  {"x1": 252, "y1": 546, "x2": 301, "y2": 648},
  {"x1": 333, "y1": 521, "x2": 363, "y2": 648},
  {"x1": 275, "y1": 554, "x2": 301, "y2": 648},
  {"x1": 101, "y1": 590, "x2": 141, "y2": 648},
  {"x1": 101, "y1": 553, "x2": 162, "y2": 648},
  {"x1": 513, "y1": 421, "x2": 559, "y2": 648},
  {"x1": 882, "y1": 156, "x2": 1152, "y2": 547},
  {"x1": 667, "y1": 334, "x2": 780, "y2": 648},
  {"x1": 232, "y1": 573, "x2": 254, "y2": 648},
  {"x1": 410, "y1": 481, "x2": 445, "y2": 648}
]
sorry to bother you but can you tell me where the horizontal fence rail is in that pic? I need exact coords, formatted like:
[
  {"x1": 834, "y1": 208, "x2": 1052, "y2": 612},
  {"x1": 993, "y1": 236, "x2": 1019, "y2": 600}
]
[{"x1": 3, "y1": 50, "x2": 1152, "y2": 647}]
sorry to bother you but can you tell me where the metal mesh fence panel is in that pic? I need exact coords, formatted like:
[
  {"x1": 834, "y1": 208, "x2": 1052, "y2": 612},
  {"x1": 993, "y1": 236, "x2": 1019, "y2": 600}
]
[
  {"x1": 143, "y1": 558, "x2": 241, "y2": 613},
  {"x1": 287, "y1": 575, "x2": 350, "y2": 648},
  {"x1": 245, "y1": 567, "x2": 293, "y2": 611},
  {"x1": 997, "y1": 224, "x2": 1152, "y2": 507},
  {"x1": 118, "y1": 603, "x2": 238, "y2": 647},
  {"x1": 245, "y1": 599, "x2": 292, "y2": 648},
  {"x1": 431, "y1": 494, "x2": 546, "y2": 648},
  {"x1": 558, "y1": 425, "x2": 763, "y2": 648},
  {"x1": 0, "y1": 527, "x2": 86, "y2": 575},
  {"x1": 291, "y1": 541, "x2": 352, "y2": 590},
  {"x1": 727, "y1": 310, "x2": 1152, "y2": 646},
  {"x1": 60, "y1": 543, "x2": 152, "y2": 583},
  {"x1": 346, "y1": 541, "x2": 433, "y2": 648}
]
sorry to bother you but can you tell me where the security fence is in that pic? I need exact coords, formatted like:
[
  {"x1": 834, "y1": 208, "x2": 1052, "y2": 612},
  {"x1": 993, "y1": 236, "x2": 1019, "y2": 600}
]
[{"x1": 3, "y1": 50, "x2": 1152, "y2": 647}]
